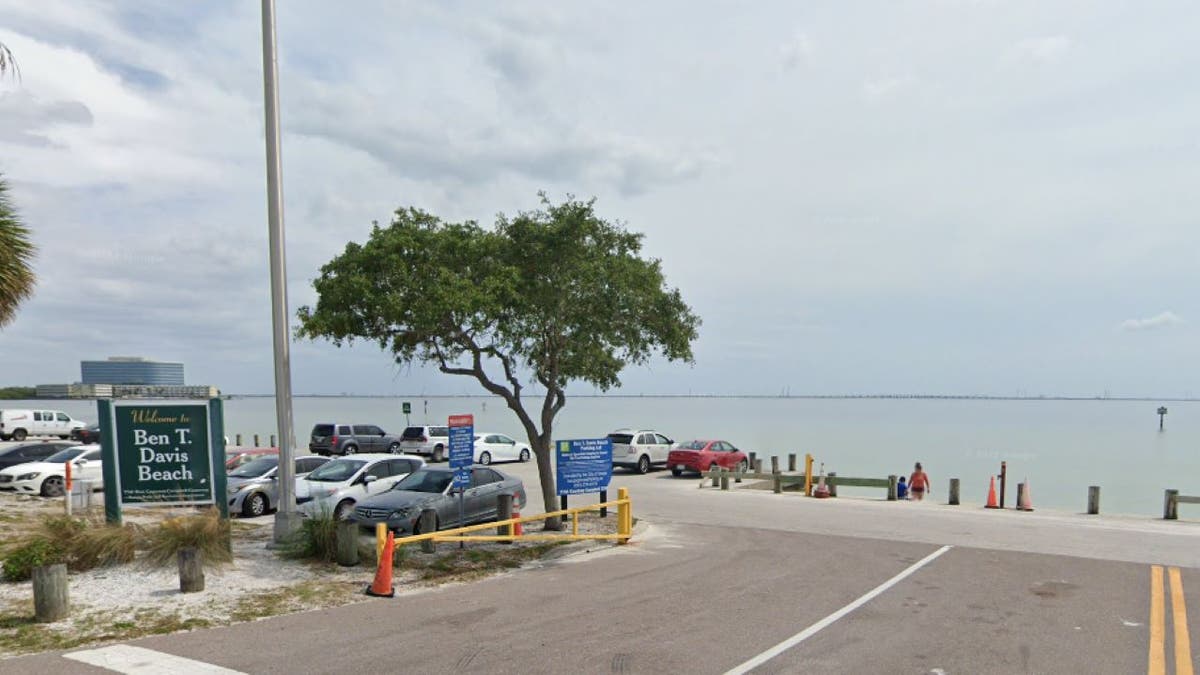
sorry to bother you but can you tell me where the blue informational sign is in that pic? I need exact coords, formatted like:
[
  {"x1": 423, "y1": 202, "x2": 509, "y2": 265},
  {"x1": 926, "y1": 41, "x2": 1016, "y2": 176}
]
[
  {"x1": 448, "y1": 414, "x2": 474, "y2": 489},
  {"x1": 556, "y1": 438, "x2": 614, "y2": 496}
]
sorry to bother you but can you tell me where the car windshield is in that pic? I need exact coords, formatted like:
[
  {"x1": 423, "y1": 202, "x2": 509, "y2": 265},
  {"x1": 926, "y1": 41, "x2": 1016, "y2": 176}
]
[
  {"x1": 607, "y1": 433, "x2": 634, "y2": 445},
  {"x1": 306, "y1": 459, "x2": 366, "y2": 482},
  {"x1": 392, "y1": 470, "x2": 452, "y2": 494},
  {"x1": 45, "y1": 448, "x2": 86, "y2": 463},
  {"x1": 229, "y1": 457, "x2": 278, "y2": 478},
  {"x1": 676, "y1": 440, "x2": 708, "y2": 450}
]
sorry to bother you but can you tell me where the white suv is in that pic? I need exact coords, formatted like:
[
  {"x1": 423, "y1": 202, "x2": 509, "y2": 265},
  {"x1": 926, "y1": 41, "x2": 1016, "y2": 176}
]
[
  {"x1": 608, "y1": 429, "x2": 674, "y2": 474},
  {"x1": 399, "y1": 425, "x2": 450, "y2": 462},
  {"x1": 295, "y1": 453, "x2": 425, "y2": 520}
]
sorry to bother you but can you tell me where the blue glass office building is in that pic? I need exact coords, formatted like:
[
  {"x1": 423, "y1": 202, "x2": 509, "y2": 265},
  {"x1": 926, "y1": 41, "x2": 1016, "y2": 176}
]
[{"x1": 81, "y1": 357, "x2": 185, "y2": 385}]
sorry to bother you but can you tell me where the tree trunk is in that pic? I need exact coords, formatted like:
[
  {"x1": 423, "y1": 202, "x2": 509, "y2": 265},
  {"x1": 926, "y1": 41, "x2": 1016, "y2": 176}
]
[{"x1": 532, "y1": 438, "x2": 562, "y2": 531}]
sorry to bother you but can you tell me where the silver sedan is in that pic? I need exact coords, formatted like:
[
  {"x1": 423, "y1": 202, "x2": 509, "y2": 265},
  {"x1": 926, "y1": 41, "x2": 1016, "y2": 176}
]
[{"x1": 227, "y1": 455, "x2": 330, "y2": 517}]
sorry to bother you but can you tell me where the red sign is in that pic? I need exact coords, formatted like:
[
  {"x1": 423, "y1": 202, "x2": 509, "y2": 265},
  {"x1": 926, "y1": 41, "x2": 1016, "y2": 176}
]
[{"x1": 448, "y1": 414, "x2": 474, "y2": 427}]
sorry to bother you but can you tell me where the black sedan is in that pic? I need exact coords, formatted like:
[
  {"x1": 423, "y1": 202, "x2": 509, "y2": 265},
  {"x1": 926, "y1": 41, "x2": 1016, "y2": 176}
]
[
  {"x1": 0, "y1": 441, "x2": 78, "y2": 471},
  {"x1": 352, "y1": 465, "x2": 526, "y2": 534},
  {"x1": 71, "y1": 424, "x2": 101, "y2": 444}
]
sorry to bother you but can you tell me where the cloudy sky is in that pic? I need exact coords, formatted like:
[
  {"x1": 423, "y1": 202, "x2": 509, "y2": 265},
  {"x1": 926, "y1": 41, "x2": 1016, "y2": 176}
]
[{"x1": 1, "y1": 1, "x2": 1197, "y2": 398}]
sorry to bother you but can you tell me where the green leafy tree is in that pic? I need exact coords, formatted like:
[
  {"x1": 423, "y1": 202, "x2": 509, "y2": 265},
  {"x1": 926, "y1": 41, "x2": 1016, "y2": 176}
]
[
  {"x1": 298, "y1": 195, "x2": 700, "y2": 528},
  {"x1": 0, "y1": 176, "x2": 36, "y2": 328}
]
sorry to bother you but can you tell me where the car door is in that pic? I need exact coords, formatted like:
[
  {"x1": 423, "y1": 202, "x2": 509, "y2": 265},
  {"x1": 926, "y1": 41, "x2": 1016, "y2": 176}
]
[
  {"x1": 716, "y1": 442, "x2": 738, "y2": 469},
  {"x1": 360, "y1": 460, "x2": 395, "y2": 497},
  {"x1": 466, "y1": 468, "x2": 505, "y2": 522},
  {"x1": 653, "y1": 434, "x2": 673, "y2": 464},
  {"x1": 492, "y1": 434, "x2": 520, "y2": 462},
  {"x1": 351, "y1": 426, "x2": 375, "y2": 452},
  {"x1": 74, "y1": 449, "x2": 103, "y2": 487}
]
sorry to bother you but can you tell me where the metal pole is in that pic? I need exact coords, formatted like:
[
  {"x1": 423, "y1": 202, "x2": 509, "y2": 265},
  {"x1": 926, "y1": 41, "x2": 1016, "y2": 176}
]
[{"x1": 261, "y1": 0, "x2": 299, "y2": 544}]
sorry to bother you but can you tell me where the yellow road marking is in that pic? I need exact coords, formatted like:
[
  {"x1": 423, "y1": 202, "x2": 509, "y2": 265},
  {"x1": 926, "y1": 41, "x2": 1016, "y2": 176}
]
[
  {"x1": 1170, "y1": 567, "x2": 1194, "y2": 675},
  {"x1": 1151, "y1": 565, "x2": 1165, "y2": 675}
]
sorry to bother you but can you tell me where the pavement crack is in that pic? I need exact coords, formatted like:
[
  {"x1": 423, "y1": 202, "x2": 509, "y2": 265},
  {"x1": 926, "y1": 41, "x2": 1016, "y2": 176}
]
[
  {"x1": 611, "y1": 653, "x2": 632, "y2": 672},
  {"x1": 456, "y1": 646, "x2": 483, "y2": 670}
]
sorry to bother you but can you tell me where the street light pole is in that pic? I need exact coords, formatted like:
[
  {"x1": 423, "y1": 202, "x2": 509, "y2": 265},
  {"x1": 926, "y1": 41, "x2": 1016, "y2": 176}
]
[{"x1": 261, "y1": 0, "x2": 300, "y2": 543}]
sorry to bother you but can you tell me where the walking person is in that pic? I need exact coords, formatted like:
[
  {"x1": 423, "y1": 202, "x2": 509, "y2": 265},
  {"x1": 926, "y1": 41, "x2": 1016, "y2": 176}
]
[{"x1": 909, "y1": 462, "x2": 930, "y2": 501}]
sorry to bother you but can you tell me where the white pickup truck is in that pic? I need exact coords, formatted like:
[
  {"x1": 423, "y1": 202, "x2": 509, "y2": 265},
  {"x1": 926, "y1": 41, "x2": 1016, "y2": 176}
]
[{"x1": 0, "y1": 409, "x2": 87, "y2": 441}]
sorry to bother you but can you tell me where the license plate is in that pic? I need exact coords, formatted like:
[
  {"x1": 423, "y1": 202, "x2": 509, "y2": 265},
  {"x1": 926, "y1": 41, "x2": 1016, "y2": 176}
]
[{"x1": 676, "y1": 464, "x2": 685, "y2": 471}]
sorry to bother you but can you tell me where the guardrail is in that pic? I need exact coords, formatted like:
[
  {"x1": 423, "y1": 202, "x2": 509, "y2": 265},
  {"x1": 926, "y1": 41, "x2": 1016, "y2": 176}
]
[
  {"x1": 1164, "y1": 489, "x2": 1200, "y2": 520},
  {"x1": 394, "y1": 487, "x2": 633, "y2": 546}
]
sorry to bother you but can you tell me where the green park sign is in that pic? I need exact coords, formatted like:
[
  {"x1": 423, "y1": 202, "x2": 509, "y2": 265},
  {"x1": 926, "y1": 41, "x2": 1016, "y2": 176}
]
[{"x1": 98, "y1": 399, "x2": 228, "y2": 523}]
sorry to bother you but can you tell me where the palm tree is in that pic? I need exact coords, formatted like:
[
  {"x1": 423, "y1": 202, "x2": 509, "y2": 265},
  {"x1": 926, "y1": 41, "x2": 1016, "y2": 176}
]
[{"x1": 0, "y1": 176, "x2": 36, "y2": 328}]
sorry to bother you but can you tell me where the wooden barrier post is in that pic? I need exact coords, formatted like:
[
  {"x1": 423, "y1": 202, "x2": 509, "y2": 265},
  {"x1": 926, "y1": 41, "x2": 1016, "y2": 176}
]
[
  {"x1": 788, "y1": 453, "x2": 797, "y2": 472},
  {"x1": 720, "y1": 470, "x2": 730, "y2": 490},
  {"x1": 497, "y1": 493, "x2": 513, "y2": 544},
  {"x1": 887, "y1": 475, "x2": 898, "y2": 501},
  {"x1": 32, "y1": 564, "x2": 68, "y2": 622},
  {"x1": 773, "y1": 473, "x2": 782, "y2": 494},
  {"x1": 949, "y1": 478, "x2": 960, "y2": 505},
  {"x1": 1165, "y1": 489, "x2": 1179, "y2": 520},
  {"x1": 235, "y1": 433, "x2": 243, "y2": 446},
  {"x1": 419, "y1": 509, "x2": 438, "y2": 552},
  {"x1": 253, "y1": 434, "x2": 261, "y2": 447},
  {"x1": 748, "y1": 452, "x2": 757, "y2": 469},
  {"x1": 710, "y1": 467, "x2": 720, "y2": 487},
  {"x1": 999, "y1": 461, "x2": 1007, "y2": 509},
  {"x1": 336, "y1": 520, "x2": 360, "y2": 566},
  {"x1": 734, "y1": 466, "x2": 743, "y2": 483},
  {"x1": 1087, "y1": 486, "x2": 1100, "y2": 515},
  {"x1": 754, "y1": 459, "x2": 763, "y2": 474},
  {"x1": 178, "y1": 547, "x2": 204, "y2": 593},
  {"x1": 827, "y1": 472, "x2": 837, "y2": 497},
  {"x1": 270, "y1": 434, "x2": 277, "y2": 447},
  {"x1": 771, "y1": 456, "x2": 779, "y2": 474}
]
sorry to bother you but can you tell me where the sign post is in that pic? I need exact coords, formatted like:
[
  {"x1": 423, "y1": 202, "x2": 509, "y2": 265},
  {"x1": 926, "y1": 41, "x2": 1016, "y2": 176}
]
[
  {"x1": 556, "y1": 438, "x2": 614, "y2": 521},
  {"x1": 448, "y1": 414, "x2": 474, "y2": 548},
  {"x1": 98, "y1": 398, "x2": 227, "y2": 525},
  {"x1": 403, "y1": 401, "x2": 412, "y2": 427}
]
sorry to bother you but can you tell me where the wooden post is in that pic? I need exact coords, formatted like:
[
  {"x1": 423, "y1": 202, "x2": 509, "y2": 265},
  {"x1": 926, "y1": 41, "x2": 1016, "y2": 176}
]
[
  {"x1": 1087, "y1": 486, "x2": 1100, "y2": 515},
  {"x1": 253, "y1": 434, "x2": 261, "y2": 447},
  {"x1": 754, "y1": 459, "x2": 763, "y2": 474},
  {"x1": 788, "y1": 453, "x2": 797, "y2": 472},
  {"x1": 1165, "y1": 489, "x2": 1179, "y2": 520},
  {"x1": 336, "y1": 520, "x2": 360, "y2": 566},
  {"x1": 497, "y1": 493, "x2": 513, "y2": 544},
  {"x1": 32, "y1": 564, "x2": 68, "y2": 623},
  {"x1": 949, "y1": 478, "x2": 960, "y2": 505},
  {"x1": 748, "y1": 451, "x2": 757, "y2": 469},
  {"x1": 887, "y1": 475, "x2": 898, "y2": 501},
  {"x1": 773, "y1": 473, "x2": 782, "y2": 494},
  {"x1": 270, "y1": 434, "x2": 277, "y2": 447},
  {"x1": 1016, "y1": 482, "x2": 1026, "y2": 510},
  {"x1": 710, "y1": 467, "x2": 720, "y2": 487},
  {"x1": 828, "y1": 472, "x2": 838, "y2": 498},
  {"x1": 235, "y1": 433, "x2": 243, "y2": 446},
  {"x1": 720, "y1": 471, "x2": 730, "y2": 490},
  {"x1": 734, "y1": 467, "x2": 742, "y2": 483},
  {"x1": 999, "y1": 461, "x2": 1007, "y2": 510},
  {"x1": 771, "y1": 456, "x2": 779, "y2": 474},
  {"x1": 177, "y1": 547, "x2": 204, "y2": 593},
  {"x1": 419, "y1": 509, "x2": 438, "y2": 553}
]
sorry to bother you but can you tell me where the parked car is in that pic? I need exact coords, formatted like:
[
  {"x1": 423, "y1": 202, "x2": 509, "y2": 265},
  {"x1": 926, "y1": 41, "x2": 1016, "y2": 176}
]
[
  {"x1": 308, "y1": 423, "x2": 402, "y2": 456},
  {"x1": 295, "y1": 453, "x2": 425, "y2": 520},
  {"x1": 352, "y1": 465, "x2": 526, "y2": 534},
  {"x1": 71, "y1": 424, "x2": 101, "y2": 444},
  {"x1": 0, "y1": 444, "x2": 103, "y2": 496},
  {"x1": 0, "y1": 409, "x2": 87, "y2": 441},
  {"x1": 667, "y1": 440, "x2": 749, "y2": 477},
  {"x1": 0, "y1": 441, "x2": 79, "y2": 472},
  {"x1": 227, "y1": 455, "x2": 330, "y2": 518},
  {"x1": 608, "y1": 428, "x2": 674, "y2": 474},
  {"x1": 399, "y1": 425, "x2": 450, "y2": 462},
  {"x1": 226, "y1": 447, "x2": 278, "y2": 470},
  {"x1": 472, "y1": 432, "x2": 531, "y2": 465}
]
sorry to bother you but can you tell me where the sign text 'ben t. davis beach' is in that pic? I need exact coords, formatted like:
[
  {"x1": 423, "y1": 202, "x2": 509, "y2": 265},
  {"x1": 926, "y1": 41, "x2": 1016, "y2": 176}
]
[
  {"x1": 112, "y1": 404, "x2": 216, "y2": 505},
  {"x1": 556, "y1": 438, "x2": 613, "y2": 496}
]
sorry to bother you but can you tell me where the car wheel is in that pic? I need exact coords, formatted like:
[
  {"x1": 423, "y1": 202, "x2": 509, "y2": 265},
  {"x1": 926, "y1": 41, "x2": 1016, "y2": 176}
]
[
  {"x1": 40, "y1": 475, "x2": 65, "y2": 497},
  {"x1": 519, "y1": 448, "x2": 530, "y2": 462},
  {"x1": 343, "y1": 444, "x2": 358, "y2": 455},
  {"x1": 242, "y1": 492, "x2": 268, "y2": 518},
  {"x1": 636, "y1": 455, "x2": 651, "y2": 475},
  {"x1": 738, "y1": 459, "x2": 749, "y2": 473},
  {"x1": 334, "y1": 499, "x2": 355, "y2": 520},
  {"x1": 432, "y1": 445, "x2": 445, "y2": 462},
  {"x1": 671, "y1": 468, "x2": 683, "y2": 477},
  {"x1": 478, "y1": 451, "x2": 492, "y2": 465},
  {"x1": 388, "y1": 442, "x2": 400, "y2": 454},
  {"x1": 11, "y1": 429, "x2": 26, "y2": 442},
  {"x1": 59, "y1": 435, "x2": 70, "y2": 440}
]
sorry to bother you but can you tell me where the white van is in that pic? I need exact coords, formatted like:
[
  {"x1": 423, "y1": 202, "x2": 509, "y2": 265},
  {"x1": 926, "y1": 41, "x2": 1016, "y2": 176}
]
[{"x1": 0, "y1": 409, "x2": 87, "y2": 441}]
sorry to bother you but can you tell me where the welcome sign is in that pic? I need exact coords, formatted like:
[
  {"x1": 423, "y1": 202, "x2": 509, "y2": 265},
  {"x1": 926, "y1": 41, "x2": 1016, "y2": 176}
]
[{"x1": 99, "y1": 399, "x2": 228, "y2": 523}]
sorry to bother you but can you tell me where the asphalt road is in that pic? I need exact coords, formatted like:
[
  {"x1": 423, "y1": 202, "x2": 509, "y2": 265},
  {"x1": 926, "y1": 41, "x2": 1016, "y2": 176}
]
[{"x1": 7, "y1": 461, "x2": 1200, "y2": 673}]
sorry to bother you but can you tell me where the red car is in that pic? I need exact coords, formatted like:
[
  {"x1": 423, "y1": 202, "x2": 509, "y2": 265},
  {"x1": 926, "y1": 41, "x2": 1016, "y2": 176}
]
[
  {"x1": 225, "y1": 447, "x2": 278, "y2": 470},
  {"x1": 667, "y1": 440, "x2": 748, "y2": 477}
]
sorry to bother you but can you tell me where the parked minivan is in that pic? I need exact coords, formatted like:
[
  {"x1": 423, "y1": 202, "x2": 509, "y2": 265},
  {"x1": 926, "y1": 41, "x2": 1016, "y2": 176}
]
[
  {"x1": 308, "y1": 423, "x2": 402, "y2": 456},
  {"x1": 0, "y1": 409, "x2": 87, "y2": 441}
]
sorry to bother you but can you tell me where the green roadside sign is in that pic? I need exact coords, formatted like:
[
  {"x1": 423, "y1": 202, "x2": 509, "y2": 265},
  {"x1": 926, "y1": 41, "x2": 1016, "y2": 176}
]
[
  {"x1": 99, "y1": 399, "x2": 227, "y2": 523},
  {"x1": 403, "y1": 401, "x2": 412, "y2": 415}
]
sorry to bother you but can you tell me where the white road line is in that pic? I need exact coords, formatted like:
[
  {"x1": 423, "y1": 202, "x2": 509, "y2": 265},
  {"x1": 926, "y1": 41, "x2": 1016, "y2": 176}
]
[
  {"x1": 724, "y1": 545, "x2": 953, "y2": 675},
  {"x1": 64, "y1": 645, "x2": 246, "y2": 674}
]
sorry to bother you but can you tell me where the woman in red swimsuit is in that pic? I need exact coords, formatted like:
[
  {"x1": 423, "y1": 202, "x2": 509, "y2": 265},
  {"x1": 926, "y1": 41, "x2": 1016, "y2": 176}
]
[{"x1": 909, "y1": 462, "x2": 930, "y2": 501}]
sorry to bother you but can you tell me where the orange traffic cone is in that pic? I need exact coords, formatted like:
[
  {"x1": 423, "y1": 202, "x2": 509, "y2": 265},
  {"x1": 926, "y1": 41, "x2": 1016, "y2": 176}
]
[
  {"x1": 512, "y1": 507, "x2": 523, "y2": 536},
  {"x1": 1019, "y1": 480, "x2": 1034, "y2": 512},
  {"x1": 365, "y1": 531, "x2": 395, "y2": 597},
  {"x1": 985, "y1": 476, "x2": 999, "y2": 509}
]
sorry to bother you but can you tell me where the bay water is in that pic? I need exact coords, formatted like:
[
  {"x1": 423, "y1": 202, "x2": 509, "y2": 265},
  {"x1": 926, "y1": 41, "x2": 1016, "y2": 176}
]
[{"x1": 12, "y1": 396, "x2": 1196, "y2": 517}]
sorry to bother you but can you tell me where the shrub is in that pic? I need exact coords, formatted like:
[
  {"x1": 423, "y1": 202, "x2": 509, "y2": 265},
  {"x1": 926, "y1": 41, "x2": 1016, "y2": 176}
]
[
  {"x1": 280, "y1": 509, "x2": 339, "y2": 562},
  {"x1": 72, "y1": 524, "x2": 139, "y2": 570},
  {"x1": 143, "y1": 510, "x2": 231, "y2": 568},
  {"x1": 2, "y1": 537, "x2": 64, "y2": 582}
]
